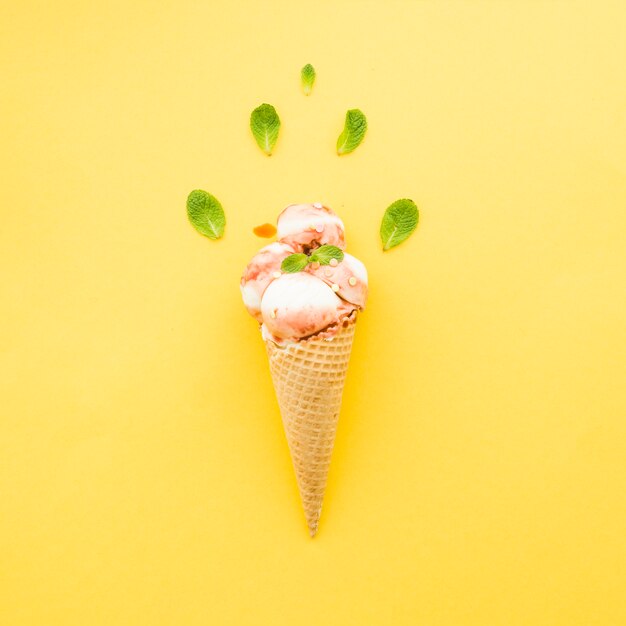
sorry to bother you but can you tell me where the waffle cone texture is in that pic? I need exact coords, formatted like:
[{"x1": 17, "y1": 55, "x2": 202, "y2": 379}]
[{"x1": 265, "y1": 317, "x2": 357, "y2": 537}]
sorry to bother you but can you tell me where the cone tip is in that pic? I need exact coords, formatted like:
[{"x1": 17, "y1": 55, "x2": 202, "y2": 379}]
[{"x1": 306, "y1": 513, "x2": 320, "y2": 537}]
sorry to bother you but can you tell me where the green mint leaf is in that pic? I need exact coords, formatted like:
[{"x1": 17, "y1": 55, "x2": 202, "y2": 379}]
[
  {"x1": 186, "y1": 189, "x2": 226, "y2": 240},
  {"x1": 301, "y1": 63, "x2": 316, "y2": 95},
  {"x1": 281, "y1": 253, "x2": 309, "y2": 273},
  {"x1": 250, "y1": 103, "x2": 281, "y2": 155},
  {"x1": 336, "y1": 108, "x2": 367, "y2": 155},
  {"x1": 309, "y1": 244, "x2": 344, "y2": 265},
  {"x1": 380, "y1": 199, "x2": 419, "y2": 251}
]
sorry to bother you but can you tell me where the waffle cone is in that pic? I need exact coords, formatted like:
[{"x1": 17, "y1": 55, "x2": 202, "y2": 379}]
[{"x1": 265, "y1": 316, "x2": 357, "y2": 537}]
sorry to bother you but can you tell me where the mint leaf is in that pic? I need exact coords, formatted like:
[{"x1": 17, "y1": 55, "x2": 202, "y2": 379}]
[
  {"x1": 336, "y1": 109, "x2": 367, "y2": 155},
  {"x1": 281, "y1": 253, "x2": 309, "y2": 273},
  {"x1": 380, "y1": 199, "x2": 419, "y2": 251},
  {"x1": 281, "y1": 246, "x2": 344, "y2": 272},
  {"x1": 186, "y1": 190, "x2": 226, "y2": 240},
  {"x1": 309, "y1": 244, "x2": 344, "y2": 265},
  {"x1": 301, "y1": 63, "x2": 316, "y2": 95},
  {"x1": 250, "y1": 103, "x2": 281, "y2": 155}
]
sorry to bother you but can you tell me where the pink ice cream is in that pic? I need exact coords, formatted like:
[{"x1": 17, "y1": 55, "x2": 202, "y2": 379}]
[
  {"x1": 276, "y1": 203, "x2": 346, "y2": 252},
  {"x1": 306, "y1": 252, "x2": 368, "y2": 310},
  {"x1": 240, "y1": 242, "x2": 295, "y2": 321},
  {"x1": 242, "y1": 204, "x2": 367, "y2": 344},
  {"x1": 261, "y1": 273, "x2": 343, "y2": 341}
]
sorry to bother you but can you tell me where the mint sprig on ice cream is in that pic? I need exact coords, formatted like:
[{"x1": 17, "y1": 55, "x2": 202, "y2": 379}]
[{"x1": 281, "y1": 244, "x2": 344, "y2": 273}]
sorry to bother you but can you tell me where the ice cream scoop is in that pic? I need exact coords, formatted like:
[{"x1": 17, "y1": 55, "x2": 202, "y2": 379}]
[
  {"x1": 261, "y1": 273, "x2": 343, "y2": 341},
  {"x1": 240, "y1": 242, "x2": 295, "y2": 321},
  {"x1": 306, "y1": 252, "x2": 368, "y2": 310},
  {"x1": 277, "y1": 203, "x2": 346, "y2": 253}
]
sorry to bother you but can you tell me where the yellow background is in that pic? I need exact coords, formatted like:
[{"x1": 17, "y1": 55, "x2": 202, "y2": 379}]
[{"x1": 1, "y1": 1, "x2": 625, "y2": 624}]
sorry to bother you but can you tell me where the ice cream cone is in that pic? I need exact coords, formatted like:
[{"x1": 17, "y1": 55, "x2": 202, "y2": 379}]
[
  {"x1": 265, "y1": 316, "x2": 357, "y2": 537},
  {"x1": 242, "y1": 203, "x2": 368, "y2": 535}
]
